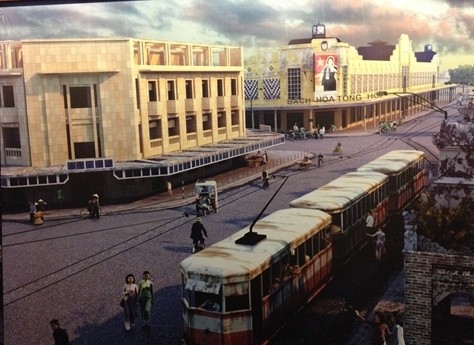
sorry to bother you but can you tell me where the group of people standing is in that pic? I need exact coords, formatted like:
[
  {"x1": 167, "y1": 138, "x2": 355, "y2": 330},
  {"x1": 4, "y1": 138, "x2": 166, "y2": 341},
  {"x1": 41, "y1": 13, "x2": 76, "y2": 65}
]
[
  {"x1": 121, "y1": 271, "x2": 154, "y2": 331},
  {"x1": 365, "y1": 210, "x2": 386, "y2": 262},
  {"x1": 355, "y1": 310, "x2": 405, "y2": 345},
  {"x1": 29, "y1": 198, "x2": 47, "y2": 225}
]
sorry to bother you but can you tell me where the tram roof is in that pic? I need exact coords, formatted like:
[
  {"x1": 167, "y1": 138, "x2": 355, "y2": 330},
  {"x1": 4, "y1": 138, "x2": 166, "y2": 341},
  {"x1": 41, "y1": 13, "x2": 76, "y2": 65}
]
[
  {"x1": 289, "y1": 171, "x2": 388, "y2": 212},
  {"x1": 179, "y1": 208, "x2": 331, "y2": 282},
  {"x1": 356, "y1": 150, "x2": 424, "y2": 175}
]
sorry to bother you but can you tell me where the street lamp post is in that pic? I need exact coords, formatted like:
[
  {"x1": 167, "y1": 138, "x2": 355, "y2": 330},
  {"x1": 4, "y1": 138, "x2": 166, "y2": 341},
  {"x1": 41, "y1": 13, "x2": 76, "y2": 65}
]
[{"x1": 377, "y1": 91, "x2": 448, "y2": 119}]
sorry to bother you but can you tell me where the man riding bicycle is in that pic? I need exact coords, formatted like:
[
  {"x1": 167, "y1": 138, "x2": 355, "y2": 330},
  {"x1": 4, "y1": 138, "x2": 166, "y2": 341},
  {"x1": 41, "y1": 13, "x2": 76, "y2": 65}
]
[{"x1": 190, "y1": 217, "x2": 208, "y2": 253}]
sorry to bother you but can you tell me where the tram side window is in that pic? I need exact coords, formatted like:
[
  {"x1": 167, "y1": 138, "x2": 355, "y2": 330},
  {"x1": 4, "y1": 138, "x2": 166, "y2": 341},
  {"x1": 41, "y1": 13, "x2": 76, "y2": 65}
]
[
  {"x1": 186, "y1": 290, "x2": 222, "y2": 310},
  {"x1": 389, "y1": 176, "x2": 396, "y2": 192},
  {"x1": 225, "y1": 294, "x2": 249, "y2": 312},
  {"x1": 305, "y1": 238, "x2": 313, "y2": 261},
  {"x1": 313, "y1": 234, "x2": 320, "y2": 253},
  {"x1": 297, "y1": 244, "x2": 306, "y2": 266}
]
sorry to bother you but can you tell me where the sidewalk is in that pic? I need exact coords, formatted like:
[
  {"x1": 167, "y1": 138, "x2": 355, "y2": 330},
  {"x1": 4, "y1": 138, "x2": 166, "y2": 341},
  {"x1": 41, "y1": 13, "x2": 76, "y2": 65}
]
[
  {"x1": 348, "y1": 269, "x2": 405, "y2": 344},
  {"x1": 2, "y1": 150, "x2": 309, "y2": 222}
]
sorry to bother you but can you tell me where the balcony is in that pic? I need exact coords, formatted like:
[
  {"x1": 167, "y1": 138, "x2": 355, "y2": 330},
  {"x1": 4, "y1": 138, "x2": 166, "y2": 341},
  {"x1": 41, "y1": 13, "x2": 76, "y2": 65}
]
[
  {"x1": 202, "y1": 98, "x2": 211, "y2": 110},
  {"x1": 167, "y1": 100, "x2": 178, "y2": 114},
  {"x1": 185, "y1": 99, "x2": 195, "y2": 112},
  {"x1": 147, "y1": 101, "x2": 161, "y2": 116}
]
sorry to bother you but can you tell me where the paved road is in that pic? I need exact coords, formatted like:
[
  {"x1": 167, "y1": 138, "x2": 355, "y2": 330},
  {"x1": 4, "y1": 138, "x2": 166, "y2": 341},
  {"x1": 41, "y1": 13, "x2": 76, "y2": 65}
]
[{"x1": 1, "y1": 108, "x2": 447, "y2": 345}]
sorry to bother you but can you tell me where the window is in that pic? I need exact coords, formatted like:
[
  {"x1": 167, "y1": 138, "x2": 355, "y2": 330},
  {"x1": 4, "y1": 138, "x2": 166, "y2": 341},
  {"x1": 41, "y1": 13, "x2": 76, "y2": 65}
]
[
  {"x1": 217, "y1": 111, "x2": 226, "y2": 128},
  {"x1": 201, "y1": 79, "x2": 209, "y2": 97},
  {"x1": 148, "y1": 81, "x2": 157, "y2": 102},
  {"x1": 70, "y1": 86, "x2": 92, "y2": 108},
  {"x1": 186, "y1": 115, "x2": 196, "y2": 133},
  {"x1": 2, "y1": 85, "x2": 15, "y2": 107},
  {"x1": 149, "y1": 120, "x2": 161, "y2": 139},
  {"x1": 74, "y1": 142, "x2": 95, "y2": 158},
  {"x1": 231, "y1": 111, "x2": 239, "y2": 126},
  {"x1": 202, "y1": 113, "x2": 212, "y2": 130},
  {"x1": 230, "y1": 78, "x2": 237, "y2": 95},
  {"x1": 185, "y1": 80, "x2": 193, "y2": 99},
  {"x1": 2, "y1": 126, "x2": 21, "y2": 148},
  {"x1": 225, "y1": 294, "x2": 249, "y2": 312},
  {"x1": 168, "y1": 117, "x2": 179, "y2": 136},
  {"x1": 217, "y1": 79, "x2": 224, "y2": 96},
  {"x1": 287, "y1": 68, "x2": 301, "y2": 100},
  {"x1": 341, "y1": 65, "x2": 348, "y2": 96},
  {"x1": 167, "y1": 80, "x2": 176, "y2": 100}
]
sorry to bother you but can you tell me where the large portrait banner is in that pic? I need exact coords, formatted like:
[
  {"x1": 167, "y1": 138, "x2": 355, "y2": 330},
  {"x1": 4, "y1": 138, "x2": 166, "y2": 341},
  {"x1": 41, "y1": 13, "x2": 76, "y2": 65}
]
[{"x1": 314, "y1": 53, "x2": 339, "y2": 99}]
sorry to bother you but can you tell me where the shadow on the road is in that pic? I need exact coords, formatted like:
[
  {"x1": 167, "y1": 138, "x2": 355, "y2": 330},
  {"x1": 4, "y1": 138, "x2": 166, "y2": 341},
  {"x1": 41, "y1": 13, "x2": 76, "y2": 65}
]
[{"x1": 71, "y1": 285, "x2": 182, "y2": 345}]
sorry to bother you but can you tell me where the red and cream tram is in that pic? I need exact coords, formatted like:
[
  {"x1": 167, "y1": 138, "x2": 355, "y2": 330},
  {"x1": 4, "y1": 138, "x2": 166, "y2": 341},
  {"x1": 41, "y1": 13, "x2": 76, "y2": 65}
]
[
  {"x1": 179, "y1": 208, "x2": 333, "y2": 345},
  {"x1": 289, "y1": 172, "x2": 389, "y2": 263},
  {"x1": 356, "y1": 150, "x2": 425, "y2": 214}
]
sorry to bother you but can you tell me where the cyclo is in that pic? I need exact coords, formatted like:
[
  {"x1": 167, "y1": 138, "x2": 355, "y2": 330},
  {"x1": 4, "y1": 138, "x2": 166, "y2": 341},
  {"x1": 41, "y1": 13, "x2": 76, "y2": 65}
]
[{"x1": 194, "y1": 180, "x2": 218, "y2": 216}]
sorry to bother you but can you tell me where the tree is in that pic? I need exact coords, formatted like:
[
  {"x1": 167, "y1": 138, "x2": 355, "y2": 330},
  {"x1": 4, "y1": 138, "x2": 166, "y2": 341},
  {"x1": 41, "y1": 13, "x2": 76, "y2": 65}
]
[
  {"x1": 448, "y1": 64, "x2": 474, "y2": 85},
  {"x1": 417, "y1": 189, "x2": 474, "y2": 252}
]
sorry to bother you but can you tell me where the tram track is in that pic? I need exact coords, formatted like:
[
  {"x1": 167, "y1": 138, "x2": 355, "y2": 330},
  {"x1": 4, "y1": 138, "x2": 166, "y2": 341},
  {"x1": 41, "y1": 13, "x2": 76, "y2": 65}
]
[{"x1": 3, "y1": 106, "x2": 449, "y2": 315}]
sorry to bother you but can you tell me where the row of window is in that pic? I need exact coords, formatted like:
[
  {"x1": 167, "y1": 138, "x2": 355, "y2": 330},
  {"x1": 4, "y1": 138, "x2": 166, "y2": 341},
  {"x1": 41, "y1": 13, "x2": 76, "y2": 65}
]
[
  {"x1": 333, "y1": 182, "x2": 389, "y2": 230},
  {"x1": 245, "y1": 69, "x2": 437, "y2": 101},
  {"x1": 149, "y1": 111, "x2": 239, "y2": 139},
  {"x1": 147, "y1": 77, "x2": 239, "y2": 103},
  {"x1": 388, "y1": 160, "x2": 425, "y2": 191},
  {"x1": 182, "y1": 225, "x2": 332, "y2": 313},
  {"x1": 114, "y1": 139, "x2": 284, "y2": 179}
]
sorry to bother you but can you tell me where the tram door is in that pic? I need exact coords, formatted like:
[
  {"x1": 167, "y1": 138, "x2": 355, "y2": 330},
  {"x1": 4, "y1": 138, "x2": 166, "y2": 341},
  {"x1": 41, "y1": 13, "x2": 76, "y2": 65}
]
[{"x1": 251, "y1": 276, "x2": 263, "y2": 343}]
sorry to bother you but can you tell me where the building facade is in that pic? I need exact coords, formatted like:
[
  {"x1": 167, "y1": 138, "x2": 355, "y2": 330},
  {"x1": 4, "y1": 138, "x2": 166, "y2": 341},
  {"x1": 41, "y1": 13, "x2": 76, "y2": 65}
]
[
  {"x1": 0, "y1": 38, "x2": 245, "y2": 167},
  {"x1": 244, "y1": 24, "x2": 456, "y2": 132}
]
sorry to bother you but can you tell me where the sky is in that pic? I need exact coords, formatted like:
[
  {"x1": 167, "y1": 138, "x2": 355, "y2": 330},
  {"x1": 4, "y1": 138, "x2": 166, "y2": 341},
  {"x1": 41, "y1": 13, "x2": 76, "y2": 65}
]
[{"x1": 0, "y1": 0, "x2": 473, "y2": 72}]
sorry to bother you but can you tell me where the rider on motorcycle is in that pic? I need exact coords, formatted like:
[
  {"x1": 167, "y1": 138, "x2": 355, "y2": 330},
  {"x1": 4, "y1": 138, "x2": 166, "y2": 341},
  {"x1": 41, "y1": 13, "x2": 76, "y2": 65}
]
[{"x1": 190, "y1": 217, "x2": 208, "y2": 253}]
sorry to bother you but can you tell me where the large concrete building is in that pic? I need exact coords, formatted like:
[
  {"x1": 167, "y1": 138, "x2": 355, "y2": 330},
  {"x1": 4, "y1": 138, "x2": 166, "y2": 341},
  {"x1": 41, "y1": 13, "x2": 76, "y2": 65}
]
[
  {"x1": 1, "y1": 38, "x2": 246, "y2": 167},
  {"x1": 0, "y1": 38, "x2": 284, "y2": 209},
  {"x1": 244, "y1": 23, "x2": 456, "y2": 132}
]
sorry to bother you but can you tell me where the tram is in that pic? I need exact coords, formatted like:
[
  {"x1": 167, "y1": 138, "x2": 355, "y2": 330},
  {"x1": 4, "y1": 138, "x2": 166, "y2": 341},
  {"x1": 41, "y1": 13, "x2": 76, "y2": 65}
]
[
  {"x1": 289, "y1": 171, "x2": 389, "y2": 263},
  {"x1": 356, "y1": 150, "x2": 425, "y2": 214},
  {"x1": 179, "y1": 151, "x2": 425, "y2": 345},
  {"x1": 179, "y1": 208, "x2": 333, "y2": 345}
]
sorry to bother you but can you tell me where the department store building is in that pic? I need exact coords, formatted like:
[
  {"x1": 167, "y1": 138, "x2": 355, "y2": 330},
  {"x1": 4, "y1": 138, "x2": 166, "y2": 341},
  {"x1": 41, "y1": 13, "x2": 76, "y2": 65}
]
[{"x1": 244, "y1": 23, "x2": 456, "y2": 132}]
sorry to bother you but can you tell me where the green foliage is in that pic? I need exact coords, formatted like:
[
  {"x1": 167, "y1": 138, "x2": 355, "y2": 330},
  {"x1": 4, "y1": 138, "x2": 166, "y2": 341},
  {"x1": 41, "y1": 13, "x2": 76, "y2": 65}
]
[
  {"x1": 417, "y1": 191, "x2": 474, "y2": 251},
  {"x1": 449, "y1": 64, "x2": 474, "y2": 85}
]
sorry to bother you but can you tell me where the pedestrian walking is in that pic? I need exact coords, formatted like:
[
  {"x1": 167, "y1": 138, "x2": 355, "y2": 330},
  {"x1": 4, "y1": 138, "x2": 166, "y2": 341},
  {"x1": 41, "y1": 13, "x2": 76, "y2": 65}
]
[
  {"x1": 367, "y1": 227, "x2": 386, "y2": 261},
  {"x1": 261, "y1": 170, "x2": 269, "y2": 189},
  {"x1": 57, "y1": 188, "x2": 64, "y2": 208},
  {"x1": 355, "y1": 310, "x2": 392, "y2": 345},
  {"x1": 167, "y1": 181, "x2": 173, "y2": 196},
  {"x1": 319, "y1": 126, "x2": 325, "y2": 139},
  {"x1": 264, "y1": 150, "x2": 269, "y2": 163},
  {"x1": 29, "y1": 201, "x2": 36, "y2": 223},
  {"x1": 138, "y1": 271, "x2": 154, "y2": 329},
  {"x1": 88, "y1": 194, "x2": 100, "y2": 219},
  {"x1": 50, "y1": 319, "x2": 70, "y2": 345},
  {"x1": 122, "y1": 273, "x2": 138, "y2": 331},
  {"x1": 388, "y1": 313, "x2": 405, "y2": 345},
  {"x1": 190, "y1": 217, "x2": 208, "y2": 253},
  {"x1": 317, "y1": 153, "x2": 324, "y2": 166}
]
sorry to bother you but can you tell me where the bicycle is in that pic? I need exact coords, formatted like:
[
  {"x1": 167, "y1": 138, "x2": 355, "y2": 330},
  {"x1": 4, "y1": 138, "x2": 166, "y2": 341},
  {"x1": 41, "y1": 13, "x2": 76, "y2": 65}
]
[{"x1": 80, "y1": 207, "x2": 101, "y2": 219}]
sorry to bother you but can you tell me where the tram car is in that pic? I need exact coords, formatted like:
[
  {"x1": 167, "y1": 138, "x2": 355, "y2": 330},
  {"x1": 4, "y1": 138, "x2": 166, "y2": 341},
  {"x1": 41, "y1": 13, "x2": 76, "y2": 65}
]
[
  {"x1": 180, "y1": 208, "x2": 333, "y2": 345},
  {"x1": 289, "y1": 171, "x2": 389, "y2": 263},
  {"x1": 356, "y1": 150, "x2": 425, "y2": 214}
]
